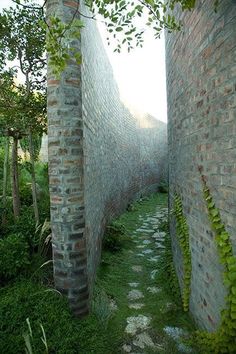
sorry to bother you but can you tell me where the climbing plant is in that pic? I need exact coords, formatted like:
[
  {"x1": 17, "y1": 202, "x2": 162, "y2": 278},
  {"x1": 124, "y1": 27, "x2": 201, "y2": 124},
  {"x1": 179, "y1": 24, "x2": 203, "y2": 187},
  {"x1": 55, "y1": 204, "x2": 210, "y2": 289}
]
[
  {"x1": 158, "y1": 220, "x2": 181, "y2": 299},
  {"x1": 194, "y1": 172, "x2": 236, "y2": 353},
  {"x1": 173, "y1": 194, "x2": 192, "y2": 312}
]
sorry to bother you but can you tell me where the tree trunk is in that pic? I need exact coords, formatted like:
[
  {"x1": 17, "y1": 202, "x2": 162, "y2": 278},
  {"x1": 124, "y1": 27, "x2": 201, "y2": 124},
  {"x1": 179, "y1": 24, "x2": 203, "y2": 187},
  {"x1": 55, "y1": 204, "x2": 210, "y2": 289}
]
[
  {"x1": 11, "y1": 136, "x2": 20, "y2": 219},
  {"x1": 2, "y1": 136, "x2": 10, "y2": 226},
  {"x1": 29, "y1": 130, "x2": 39, "y2": 224}
]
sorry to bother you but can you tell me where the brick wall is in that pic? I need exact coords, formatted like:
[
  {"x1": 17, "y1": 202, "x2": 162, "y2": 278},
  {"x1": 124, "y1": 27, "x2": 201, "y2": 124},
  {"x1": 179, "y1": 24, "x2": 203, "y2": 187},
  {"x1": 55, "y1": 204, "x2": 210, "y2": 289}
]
[
  {"x1": 81, "y1": 1, "x2": 167, "y2": 288},
  {"x1": 166, "y1": 0, "x2": 236, "y2": 331},
  {"x1": 47, "y1": 0, "x2": 167, "y2": 314}
]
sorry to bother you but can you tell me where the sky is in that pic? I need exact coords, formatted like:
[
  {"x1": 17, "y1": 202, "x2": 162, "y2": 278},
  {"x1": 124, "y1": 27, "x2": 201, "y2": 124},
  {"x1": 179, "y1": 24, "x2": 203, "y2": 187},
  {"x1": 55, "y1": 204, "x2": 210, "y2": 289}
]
[{"x1": 0, "y1": 0, "x2": 167, "y2": 122}]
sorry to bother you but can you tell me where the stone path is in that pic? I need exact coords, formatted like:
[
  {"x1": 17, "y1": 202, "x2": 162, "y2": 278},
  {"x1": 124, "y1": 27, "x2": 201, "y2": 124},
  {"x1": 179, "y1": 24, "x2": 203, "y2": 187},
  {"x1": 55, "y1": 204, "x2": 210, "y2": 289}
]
[{"x1": 119, "y1": 205, "x2": 192, "y2": 354}]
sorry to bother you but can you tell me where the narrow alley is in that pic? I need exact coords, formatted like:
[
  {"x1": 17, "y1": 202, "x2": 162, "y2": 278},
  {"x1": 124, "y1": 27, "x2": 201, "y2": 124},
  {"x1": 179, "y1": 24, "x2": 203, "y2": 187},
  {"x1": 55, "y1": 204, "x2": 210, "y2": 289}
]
[{"x1": 94, "y1": 193, "x2": 197, "y2": 354}]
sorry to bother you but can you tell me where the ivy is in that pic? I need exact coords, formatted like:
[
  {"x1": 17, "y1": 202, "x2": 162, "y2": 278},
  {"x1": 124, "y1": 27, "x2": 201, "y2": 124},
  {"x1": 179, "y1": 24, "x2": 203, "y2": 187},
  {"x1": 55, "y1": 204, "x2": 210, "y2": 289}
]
[
  {"x1": 173, "y1": 194, "x2": 192, "y2": 312},
  {"x1": 156, "y1": 220, "x2": 181, "y2": 300},
  {"x1": 194, "y1": 173, "x2": 236, "y2": 353}
]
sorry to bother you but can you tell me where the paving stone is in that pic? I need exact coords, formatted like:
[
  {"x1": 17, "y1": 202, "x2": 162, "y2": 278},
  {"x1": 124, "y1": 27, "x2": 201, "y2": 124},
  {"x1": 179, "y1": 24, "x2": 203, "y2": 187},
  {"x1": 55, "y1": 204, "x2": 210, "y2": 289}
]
[
  {"x1": 158, "y1": 232, "x2": 166, "y2": 237},
  {"x1": 147, "y1": 286, "x2": 161, "y2": 294},
  {"x1": 136, "y1": 228, "x2": 154, "y2": 233},
  {"x1": 150, "y1": 269, "x2": 158, "y2": 280},
  {"x1": 132, "y1": 265, "x2": 143, "y2": 272},
  {"x1": 148, "y1": 256, "x2": 160, "y2": 263},
  {"x1": 150, "y1": 224, "x2": 159, "y2": 228},
  {"x1": 132, "y1": 332, "x2": 155, "y2": 349},
  {"x1": 155, "y1": 242, "x2": 165, "y2": 249},
  {"x1": 163, "y1": 326, "x2": 192, "y2": 352},
  {"x1": 122, "y1": 344, "x2": 132, "y2": 353},
  {"x1": 161, "y1": 302, "x2": 177, "y2": 314},
  {"x1": 142, "y1": 249, "x2": 153, "y2": 254},
  {"x1": 128, "y1": 282, "x2": 140, "y2": 288},
  {"x1": 128, "y1": 289, "x2": 144, "y2": 301},
  {"x1": 178, "y1": 343, "x2": 192, "y2": 353},
  {"x1": 154, "y1": 213, "x2": 165, "y2": 218},
  {"x1": 129, "y1": 303, "x2": 145, "y2": 309},
  {"x1": 163, "y1": 326, "x2": 185, "y2": 340},
  {"x1": 125, "y1": 315, "x2": 151, "y2": 335},
  {"x1": 109, "y1": 299, "x2": 118, "y2": 311},
  {"x1": 146, "y1": 217, "x2": 158, "y2": 222},
  {"x1": 152, "y1": 232, "x2": 166, "y2": 240},
  {"x1": 142, "y1": 240, "x2": 151, "y2": 245}
]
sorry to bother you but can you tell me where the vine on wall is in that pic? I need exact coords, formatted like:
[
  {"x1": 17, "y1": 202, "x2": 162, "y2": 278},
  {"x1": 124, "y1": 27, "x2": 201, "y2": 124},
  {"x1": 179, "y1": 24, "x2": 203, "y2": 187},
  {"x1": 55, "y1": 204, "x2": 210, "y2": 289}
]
[
  {"x1": 194, "y1": 173, "x2": 236, "y2": 353},
  {"x1": 173, "y1": 194, "x2": 192, "y2": 312}
]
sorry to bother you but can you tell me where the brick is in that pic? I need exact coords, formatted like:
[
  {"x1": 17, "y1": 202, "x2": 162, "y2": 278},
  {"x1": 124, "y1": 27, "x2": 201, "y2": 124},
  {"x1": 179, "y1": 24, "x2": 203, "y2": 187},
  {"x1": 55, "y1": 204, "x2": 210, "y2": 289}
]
[{"x1": 166, "y1": 0, "x2": 236, "y2": 332}]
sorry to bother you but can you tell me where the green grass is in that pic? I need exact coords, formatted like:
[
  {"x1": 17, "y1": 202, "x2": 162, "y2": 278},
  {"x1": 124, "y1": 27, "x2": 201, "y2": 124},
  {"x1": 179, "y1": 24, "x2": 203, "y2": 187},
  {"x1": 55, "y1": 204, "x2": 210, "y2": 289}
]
[{"x1": 0, "y1": 279, "x2": 112, "y2": 354}]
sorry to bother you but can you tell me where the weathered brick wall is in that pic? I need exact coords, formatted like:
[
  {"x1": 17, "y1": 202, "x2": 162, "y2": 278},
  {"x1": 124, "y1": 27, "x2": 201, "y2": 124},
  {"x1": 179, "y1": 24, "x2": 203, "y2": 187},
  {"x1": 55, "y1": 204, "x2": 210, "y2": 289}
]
[
  {"x1": 47, "y1": 0, "x2": 167, "y2": 314},
  {"x1": 47, "y1": 0, "x2": 88, "y2": 316},
  {"x1": 81, "y1": 2, "x2": 167, "y2": 285},
  {"x1": 166, "y1": 0, "x2": 236, "y2": 331}
]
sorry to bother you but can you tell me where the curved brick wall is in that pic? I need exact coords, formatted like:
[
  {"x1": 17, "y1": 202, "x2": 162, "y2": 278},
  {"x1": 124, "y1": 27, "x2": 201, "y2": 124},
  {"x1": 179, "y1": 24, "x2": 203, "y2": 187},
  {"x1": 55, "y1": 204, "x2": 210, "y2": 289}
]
[
  {"x1": 166, "y1": 0, "x2": 236, "y2": 331},
  {"x1": 81, "y1": 2, "x2": 167, "y2": 288},
  {"x1": 47, "y1": 0, "x2": 167, "y2": 315}
]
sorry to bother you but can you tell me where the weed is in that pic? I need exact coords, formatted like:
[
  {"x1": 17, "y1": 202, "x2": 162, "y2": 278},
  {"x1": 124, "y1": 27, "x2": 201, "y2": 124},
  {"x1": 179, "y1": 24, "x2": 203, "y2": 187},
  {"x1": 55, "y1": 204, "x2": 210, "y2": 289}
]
[
  {"x1": 103, "y1": 220, "x2": 127, "y2": 252},
  {"x1": 92, "y1": 286, "x2": 113, "y2": 328}
]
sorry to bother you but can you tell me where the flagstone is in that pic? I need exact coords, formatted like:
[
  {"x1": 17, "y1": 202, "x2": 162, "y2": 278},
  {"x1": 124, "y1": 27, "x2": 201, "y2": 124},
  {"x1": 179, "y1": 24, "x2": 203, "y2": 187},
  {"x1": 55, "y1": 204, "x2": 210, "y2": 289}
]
[
  {"x1": 132, "y1": 265, "x2": 143, "y2": 272},
  {"x1": 128, "y1": 289, "x2": 144, "y2": 301},
  {"x1": 125, "y1": 315, "x2": 151, "y2": 335}
]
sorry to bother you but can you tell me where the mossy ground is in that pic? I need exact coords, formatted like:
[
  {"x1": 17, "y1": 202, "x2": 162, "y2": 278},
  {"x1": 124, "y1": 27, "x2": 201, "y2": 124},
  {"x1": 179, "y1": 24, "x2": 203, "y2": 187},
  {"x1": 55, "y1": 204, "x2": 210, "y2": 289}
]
[
  {"x1": 0, "y1": 193, "x2": 198, "y2": 353},
  {"x1": 94, "y1": 192, "x2": 198, "y2": 353}
]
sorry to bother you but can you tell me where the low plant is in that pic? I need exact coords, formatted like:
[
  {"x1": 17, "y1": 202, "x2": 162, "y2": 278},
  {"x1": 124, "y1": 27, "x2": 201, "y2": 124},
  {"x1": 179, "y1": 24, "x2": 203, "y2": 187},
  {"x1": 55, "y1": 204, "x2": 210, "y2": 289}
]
[
  {"x1": 0, "y1": 233, "x2": 30, "y2": 281},
  {"x1": 92, "y1": 287, "x2": 113, "y2": 328},
  {"x1": 103, "y1": 220, "x2": 127, "y2": 252}
]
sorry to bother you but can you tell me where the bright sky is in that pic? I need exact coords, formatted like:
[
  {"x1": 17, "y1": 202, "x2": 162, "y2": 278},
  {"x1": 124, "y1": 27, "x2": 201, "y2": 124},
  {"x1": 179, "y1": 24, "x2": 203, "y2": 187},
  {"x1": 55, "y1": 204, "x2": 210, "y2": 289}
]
[
  {"x1": 0, "y1": 0, "x2": 167, "y2": 122},
  {"x1": 99, "y1": 24, "x2": 167, "y2": 122}
]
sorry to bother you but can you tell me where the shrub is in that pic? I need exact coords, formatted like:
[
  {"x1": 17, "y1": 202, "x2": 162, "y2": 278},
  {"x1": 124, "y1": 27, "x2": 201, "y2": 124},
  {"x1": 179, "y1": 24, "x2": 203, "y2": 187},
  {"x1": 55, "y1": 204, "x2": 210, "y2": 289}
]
[
  {"x1": 0, "y1": 233, "x2": 30, "y2": 280},
  {"x1": 102, "y1": 220, "x2": 127, "y2": 252},
  {"x1": 6, "y1": 206, "x2": 36, "y2": 248},
  {"x1": 159, "y1": 181, "x2": 168, "y2": 193},
  {"x1": 19, "y1": 184, "x2": 33, "y2": 206}
]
